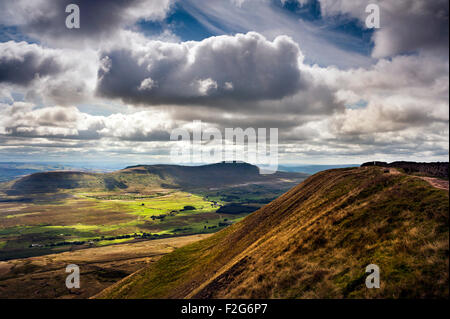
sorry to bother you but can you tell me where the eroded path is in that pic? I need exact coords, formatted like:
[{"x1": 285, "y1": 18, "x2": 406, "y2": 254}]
[
  {"x1": 418, "y1": 177, "x2": 449, "y2": 191},
  {"x1": 387, "y1": 168, "x2": 448, "y2": 191}
]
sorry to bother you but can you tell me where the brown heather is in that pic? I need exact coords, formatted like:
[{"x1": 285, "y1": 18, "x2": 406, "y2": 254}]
[{"x1": 96, "y1": 167, "x2": 449, "y2": 299}]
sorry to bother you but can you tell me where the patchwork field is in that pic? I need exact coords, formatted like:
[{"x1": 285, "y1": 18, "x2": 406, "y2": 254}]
[
  {"x1": 0, "y1": 163, "x2": 307, "y2": 267},
  {"x1": 0, "y1": 189, "x2": 251, "y2": 260}
]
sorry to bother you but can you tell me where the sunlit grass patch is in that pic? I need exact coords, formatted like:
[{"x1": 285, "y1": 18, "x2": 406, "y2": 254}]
[
  {"x1": 113, "y1": 191, "x2": 217, "y2": 217},
  {"x1": 44, "y1": 220, "x2": 146, "y2": 235},
  {"x1": 44, "y1": 224, "x2": 99, "y2": 232},
  {"x1": 96, "y1": 237, "x2": 135, "y2": 246},
  {"x1": 0, "y1": 185, "x2": 268, "y2": 260},
  {"x1": 5, "y1": 212, "x2": 41, "y2": 219}
]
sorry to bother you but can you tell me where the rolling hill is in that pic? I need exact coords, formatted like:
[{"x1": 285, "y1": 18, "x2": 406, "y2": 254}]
[
  {"x1": 0, "y1": 162, "x2": 108, "y2": 183},
  {"x1": 97, "y1": 166, "x2": 449, "y2": 299},
  {"x1": 0, "y1": 162, "x2": 308, "y2": 261},
  {"x1": 1, "y1": 162, "x2": 307, "y2": 195}
]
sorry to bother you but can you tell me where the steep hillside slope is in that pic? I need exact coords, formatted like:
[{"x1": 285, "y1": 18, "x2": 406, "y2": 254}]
[{"x1": 97, "y1": 167, "x2": 449, "y2": 299}]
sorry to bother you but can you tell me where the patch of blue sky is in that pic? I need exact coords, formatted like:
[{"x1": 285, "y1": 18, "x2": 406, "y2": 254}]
[
  {"x1": 0, "y1": 92, "x2": 25, "y2": 105},
  {"x1": 0, "y1": 96, "x2": 12, "y2": 104},
  {"x1": 135, "y1": 20, "x2": 165, "y2": 38},
  {"x1": 144, "y1": 0, "x2": 375, "y2": 67},
  {"x1": 76, "y1": 102, "x2": 131, "y2": 117},
  {"x1": 11, "y1": 92, "x2": 25, "y2": 101},
  {"x1": 277, "y1": 0, "x2": 374, "y2": 56},
  {"x1": 166, "y1": 3, "x2": 218, "y2": 41},
  {"x1": 0, "y1": 25, "x2": 37, "y2": 44},
  {"x1": 276, "y1": 0, "x2": 322, "y2": 21},
  {"x1": 320, "y1": 15, "x2": 374, "y2": 55},
  {"x1": 346, "y1": 100, "x2": 368, "y2": 110},
  {"x1": 137, "y1": 3, "x2": 216, "y2": 41},
  {"x1": 0, "y1": 0, "x2": 374, "y2": 70}
]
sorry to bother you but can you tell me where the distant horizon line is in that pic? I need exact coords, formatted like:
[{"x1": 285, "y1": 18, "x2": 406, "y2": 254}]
[
  {"x1": 0, "y1": 160, "x2": 363, "y2": 167},
  {"x1": 1, "y1": 160, "x2": 448, "y2": 169}
]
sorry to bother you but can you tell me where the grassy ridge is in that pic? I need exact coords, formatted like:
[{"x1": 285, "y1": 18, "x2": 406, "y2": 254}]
[{"x1": 97, "y1": 167, "x2": 449, "y2": 299}]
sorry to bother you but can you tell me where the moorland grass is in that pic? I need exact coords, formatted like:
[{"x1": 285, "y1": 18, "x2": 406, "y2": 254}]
[{"x1": 97, "y1": 167, "x2": 449, "y2": 299}]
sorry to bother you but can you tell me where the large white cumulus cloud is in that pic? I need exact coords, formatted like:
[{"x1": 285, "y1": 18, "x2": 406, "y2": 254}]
[
  {"x1": 0, "y1": 42, "x2": 65, "y2": 85},
  {"x1": 305, "y1": 53, "x2": 449, "y2": 139},
  {"x1": 0, "y1": 102, "x2": 176, "y2": 142},
  {"x1": 0, "y1": 41, "x2": 98, "y2": 105},
  {"x1": 97, "y1": 32, "x2": 305, "y2": 105}
]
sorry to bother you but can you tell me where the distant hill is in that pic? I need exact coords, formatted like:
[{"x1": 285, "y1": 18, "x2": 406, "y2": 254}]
[
  {"x1": 2, "y1": 162, "x2": 308, "y2": 194},
  {"x1": 0, "y1": 167, "x2": 40, "y2": 183},
  {"x1": 278, "y1": 164, "x2": 359, "y2": 175},
  {"x1": 97, "y1": 166, "x2": 449, "y2": 299},
  {"x1": 2, "y1": 171, "x2": 110, "y2": 195},
  {"x1": 122, "y1": 162, "x2": 304, "y2": 188},
  {"x1": 361, "y1": 161, "x2": 449, "y2": 179},
  {"x1": 0, "y1": 162, "x2": 108, "y2": 183}
]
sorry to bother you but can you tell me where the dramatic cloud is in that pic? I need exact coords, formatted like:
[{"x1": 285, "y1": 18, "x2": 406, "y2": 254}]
[
  {"x1": 0, "y1": 102, "x2": 178, "y2": 142},
  {"x1": 304, "y1": 53, "x2": 449, "y2": 141},
  {"x1": 97, "y1": 32, "x2": 305, "y2": 106},
  {"x1": 0, "y1": 103, "x2": 99, "y2": 139},
  {"x1": 0, "y1": 0, "x2": 174, "y2": 47},
  {"x1": 0, "y1": 41, "x2": 65, "y2": 85},
  {"x1": 307, "y1": 54, "x2": 449, "y2": 106},
  {"x1": 179, "y1": 0, "x2": 374, "y2": 68},
  {"x1": 0, "y1": 41, "x2": 98, "y2": 105},
  {"x1": 330, "y1": 98, "x2": 448, "y2": 136},
  {"x1": 303, "y1": 0, "x2": 449, "y2": 58},
  {"x1": 0, "y1": 0, "x2": 448, "y2": 164}
]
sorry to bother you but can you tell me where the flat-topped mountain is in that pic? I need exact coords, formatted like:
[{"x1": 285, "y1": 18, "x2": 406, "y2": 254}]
[
  {"x1": 122, "y1": 162, "x2": 300, "y2": 188},
  {"x1": 2, "y1": 162, "x2": 307, "y2": 194}
]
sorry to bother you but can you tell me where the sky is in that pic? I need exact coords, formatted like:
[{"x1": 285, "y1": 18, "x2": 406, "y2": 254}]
[{"x1": 0, "y1": 0, "x2": 448, "y2": 166}]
